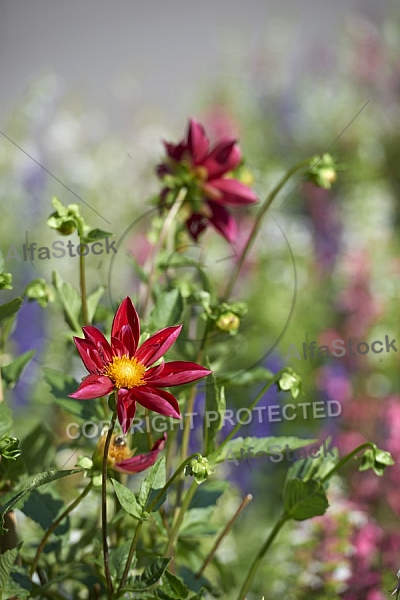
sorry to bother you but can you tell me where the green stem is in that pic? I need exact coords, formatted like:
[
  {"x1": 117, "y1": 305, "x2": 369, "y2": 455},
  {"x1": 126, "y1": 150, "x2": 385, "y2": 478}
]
[
  {"x1": 102, "y1": 407, "x2": 118, "y2": 598},
  {"x1": 196, "y1": 493, "x2": 253, "y2": 579},
  {"x1": 30, "y1": 481, "x2": 93, "y2": 577},
  {"x1": 320, "y1": 442, "x2": 376, "y2": 483},
  {"x1": 117, "y1": 453, "x2": 201, "y2": 594},
  {"x1": 223, "y1": 159, "x2": 311, "y2": 300},
  {"x1": 141, "y1": 187, "x2": 187, "y2": 318},
  {"x1": 211, "y1": 370, "x2": 286, "y2": 461},
  {"x1": 78, "y1": 231, "x2": 89, "y2": 325},
  {"x1": 165, "y1": 479, "x2": 198, "y2": 557},
  {"x1": 236, "y1": 512, "x2": 289, "y2": 600}
]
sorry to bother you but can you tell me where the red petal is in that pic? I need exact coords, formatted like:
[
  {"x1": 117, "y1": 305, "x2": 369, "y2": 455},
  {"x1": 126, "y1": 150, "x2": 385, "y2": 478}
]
[
  {"x1": 73, "y1": 337, "x2": 103, "y2": 374},
  {"x1": 133, "y1": 387, "x2": 181, "y2": 419},
  {"x1": 203, "y1": 139, "x2": 241, "y2": 179},
  {"x1": 68, "y1": 375, "x2": 114, "y2": 400},
  {"x1": 82, "y1": 326, "x2": 112, "y2": 362},
  {"x1": 111, "y1": 336, "x2": 129, "y2": 358},
  {"x1": 208, "y1": 201, "x2": 238, "y2": 243},
  {"x1": 111, "y1": 297, "x2": 140, "y2": 349},
  {"x1": 164, "y1": 141, "x2": 187, "y2": 162},
  {"x1": 145, "y1": 361, "x2": 211, "y2": 387},
  {"x1": 135, "y1": 326, "x2": 182, "y2": 367},
  {"x1": 210, "y1": 178, "x2": 258, "y2": 205},
  {"x1": 114, "y1": 433, "x2": 167, "y2": 474},
  {"x1": 117, "y1": 389, "x2": 137, "y2": 434},
  {"x1": 187, "y1": 118, "x2": 209, "y2": 164}
]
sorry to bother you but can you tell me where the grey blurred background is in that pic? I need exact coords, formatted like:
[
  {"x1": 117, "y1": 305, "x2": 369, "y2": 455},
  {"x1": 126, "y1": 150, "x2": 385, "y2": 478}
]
[{"x1": 0, "y1": 0, "x2": 390, "y2": 131}]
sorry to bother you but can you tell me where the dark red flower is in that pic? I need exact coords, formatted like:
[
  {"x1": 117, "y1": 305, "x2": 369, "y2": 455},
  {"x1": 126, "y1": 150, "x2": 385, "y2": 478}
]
[
  {"x1": 157, "y1": 118, "x2": 258, "y2": 243},
  {"x1": 69, "y1": 297, "x2": 211, "y2": 433}
]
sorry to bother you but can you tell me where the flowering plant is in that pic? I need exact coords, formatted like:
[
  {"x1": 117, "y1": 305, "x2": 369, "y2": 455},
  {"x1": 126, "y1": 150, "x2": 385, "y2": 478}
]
[{"x1": 0, "y1": 116, "x2": 394, "y2": 600}]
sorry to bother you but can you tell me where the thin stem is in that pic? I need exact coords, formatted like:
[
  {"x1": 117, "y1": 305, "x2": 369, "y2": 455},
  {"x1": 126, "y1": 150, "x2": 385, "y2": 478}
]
[
  {"x1": 165, "y1": 479, "x2": 198, "y2": 557},
  {"x1": 320, "y1": 442, "x2": 376, "y2": 484},
  {"x1": 141, "y1": 188, "x2": 187, "y2": 318},
  {"x1": 102, "y1": 407, "x2": 118, "y2": 598},
  {"x1": 211, "y1": 370, "x2": 286, "y2": 460},
  {"x1": 117, "y1": 453, "x2": 201, "y2": 594},
  {"x1": 223, "y1": 159, "x2": 310, "y2": 300},
  {"x1": 30, "y1": 481, "x2": 93, "y2": 577},
  {"x1": 236, "y1": 512, "x2": 289, "y2": 600},
  {"x1": 79, "y1": 232, "x2": 89, "y2": 325},
  {"x1": 196, "y1": 494, "x2": 253, "y2": 579}
]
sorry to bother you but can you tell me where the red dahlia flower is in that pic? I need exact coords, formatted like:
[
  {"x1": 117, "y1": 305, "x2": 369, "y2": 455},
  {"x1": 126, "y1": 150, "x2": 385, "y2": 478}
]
[
  {"x1": 157, "y1": 118, "x2": 258, "y2": 243},
  {"x1": 69, "y1": 297, "x2": 211, "y2": 433}
]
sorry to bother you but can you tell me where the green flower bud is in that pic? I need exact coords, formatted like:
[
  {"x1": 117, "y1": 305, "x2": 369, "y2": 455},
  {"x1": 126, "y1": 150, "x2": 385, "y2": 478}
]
[
  {"x1": 307, "y1": 153, "x2": 338, "y2": 189},
  {"x1": 24, "y1": 278, "x2": 54, "y2": 308},
  {"x1": 0, "y1": 435, "x2": 21, "y2": 460},
  {"x1": 216, "y1": 312, "x2": 240, "y2": 333},
  {"x1": 0, "y1": 272, "x2": 12, "y2": 290},
  {"x1": 185, "y1": 456, "x2": 213, "y2": 484}
]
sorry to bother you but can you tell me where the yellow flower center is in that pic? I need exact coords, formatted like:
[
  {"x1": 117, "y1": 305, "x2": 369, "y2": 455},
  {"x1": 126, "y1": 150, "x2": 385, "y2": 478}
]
[{"x1": 103, "y1": 355, "x2": 146, "y2": 389}]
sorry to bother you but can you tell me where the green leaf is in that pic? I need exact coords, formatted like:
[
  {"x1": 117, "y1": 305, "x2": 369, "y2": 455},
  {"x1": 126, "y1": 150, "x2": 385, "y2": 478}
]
[
  {"x1": 0, "y1": 469, "x2": 83, "y2": 534},
  {"x1": 110, "y1": 540, "x2": 137, "y2": 583},
  {"x1": 1, "y1": 564, "x2": 31, "y2": 600},
  {"x1": 277, "y1": 368, "x2": 303, "y2": 399},
  {"x1": 0, "y1": 402, "x2": 13, "y2": 438},
  {"x1": 286, "y1": 438, "x2": 339, "y2": 485},
  {"x1": 157, "y1": 570, "x2": 189, "y2": 599},
  {"x1": 82, "y1": 229, "x2": 113, "y2": 243},
  {"x1": 1, "y1": 350, "x2": 36, "y2": 388},
  {"x1": 111, "y1": 479, "x2": 143, "y2": 520},
  {"x1": 0, "y1": 298, "x2": 22, "y2": 324},
  {"x1": 44, "y1": 368, "x2": 103, "y2": 421},
  {"x1": 180, "y1": 507, "x2": 217, "y2": 536},
  {"x1": 0, "y1": 248, "x2": 4, "y2": 273},
  {"x1": 20, "y1": 424, "x2": 56, "y2": 473},
  {"x1": 149, "y1": 289, "x2": 183, "y2": 330},
  {"x1": 203, "y1": 366, "x2": 225, "y2": 456},
  {"x1": 20, "y1": 492, "x2": 65, "y2": 531},
  {"x1": 212, "y1": 436, "x2": 317, "y2": 464},
  {"x1": 217, "y1": 367, "x2": 273, "y2": 387},
  {"x1": 138, "y1": 457, "x2": 166, "y2": 510},
  {"x1": 283, "y1": 478, "x2": 329, "y2": 521},
  {"x1": 52, "y1": 270, "x2": 81, "y2": 331},
  {"x1": 86, "y1": 286, "x2": 105, "y2": 324},
  {"x1": 0, "y1": 545, "x2": 20, "y2": 598},
  {"x1": 133, "y1": 557, "x2": 171, "y2": 591}
]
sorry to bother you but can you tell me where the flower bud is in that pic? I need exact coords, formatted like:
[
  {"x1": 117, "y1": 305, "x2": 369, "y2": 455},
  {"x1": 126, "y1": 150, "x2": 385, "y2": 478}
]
[
  {"x1": 216, "y1": 312, "x2": 240, "y2": 333},
  {"x1": 185, "y1": 455, "x2": 213, "y2": 484},
  {"x1": 24, "y1": 278, "x2": 54, "y2": 308},
  {"x1": 0, "y1": 435, "x2": 21, "y2": 460}
]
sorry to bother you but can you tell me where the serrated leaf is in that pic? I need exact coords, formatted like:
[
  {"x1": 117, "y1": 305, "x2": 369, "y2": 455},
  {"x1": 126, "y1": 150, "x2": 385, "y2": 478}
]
[
  {"x1": 283, "y1": 478, "x2": 329, "y2": 521},
  {"x1": 203, "y1": 365, "x2": 225, "y2": 456},
  {"x1": 158, "y1": 570, "x2": 189, "y2": 599},
  {"x1": 0, "y1": 469, "x2": 83, "y2": 534},
  {"x1": 20, "y1": 492, "x2": 65, "y2": 531},
  {"x1": 1, "y1": 350, "x2": 36, "y2": 388},
  {"x1": 138, "y1": 457, "x2": 166, "y2": 510},
  {"x1": 0, "y1": 402, "x2": 13, "y2": 438},
  {"x1": 1, "y1": 564, "x2": 32, "y2": 600},
  {"x1": 86, "y1": 286, "x2": 104, "y2": 324},
  {"x1": 0, "y1": 545, "x2": 20, "y2": 598},
  {"x1": 111, "y1": 479, "x2": 143, "y2": 520},
  {"x1": 0, "y1": 298, "x2": 22, "y2": 324},
  {"x1": 133, "y1": 557, "x2": 171, "y2": 591},
  {"x1": 82, "y1": 229, "x2": 113, "y2": 243},
  {"x1": 52, "y1": 270, "x2": 81, "y2": 331},
  {"x1": 149, "y1": 289, "x2": 183, "y2": 330},
  {"x1": 212, "y1": 436, "x2": 317, "y2": 465}
]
